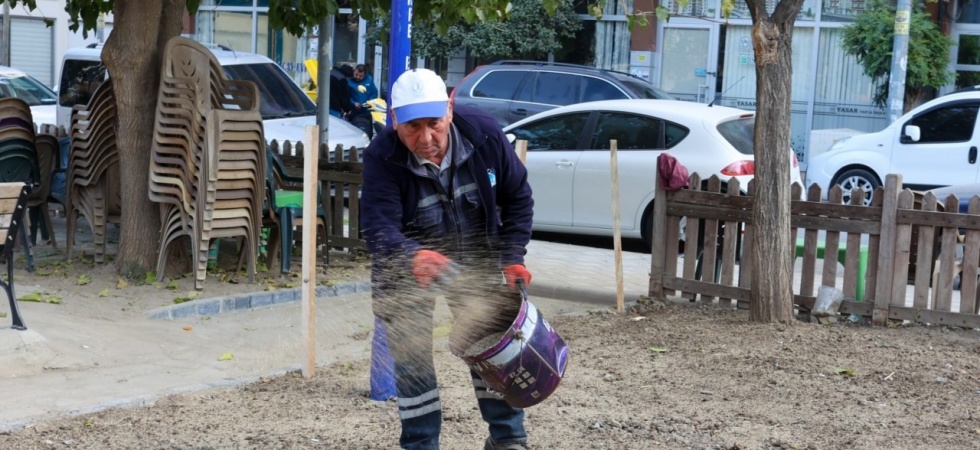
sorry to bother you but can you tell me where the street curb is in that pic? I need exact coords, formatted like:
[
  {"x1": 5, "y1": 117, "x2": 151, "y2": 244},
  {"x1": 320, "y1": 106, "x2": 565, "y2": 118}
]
[
  {"x1": 145, "y1": 280, "x2": 372, "y2": 320},
  {"x1": 529, "y1": 281, "x2": 646, "y2": 307},
  {"x1": 144, "y1": 279, "x2": 625, "y2": 320}
]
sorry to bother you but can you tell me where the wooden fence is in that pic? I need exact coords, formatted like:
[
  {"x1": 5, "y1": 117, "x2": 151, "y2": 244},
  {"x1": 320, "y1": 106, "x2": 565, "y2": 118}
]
[
  {"x1": 267, "y1": 139, "x2": 365, "y2": 261},
  {"x1": 649, "y1": 173, "x2": 980, "y2": 329}
]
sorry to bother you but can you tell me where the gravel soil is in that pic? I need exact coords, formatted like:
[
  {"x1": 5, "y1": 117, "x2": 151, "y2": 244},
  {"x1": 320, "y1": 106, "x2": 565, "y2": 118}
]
[{"x1": 3, "y1": 295, "x2": 979, "y2": 450}]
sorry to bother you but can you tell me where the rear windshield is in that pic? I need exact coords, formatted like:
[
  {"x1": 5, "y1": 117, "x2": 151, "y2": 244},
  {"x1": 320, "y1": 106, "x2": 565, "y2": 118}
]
[
  {"x1": 222, "y1": 63, "x2": 316, "y2": 120},
  {"x1": 0, "y1": 73, "x2": 57, "y2": 106},
  {"x1": 59, "y1": 59, "x2": 107, "y2": 109},
  {"x1": 716, "y1": 116, "x2": 755, "y2": 155}
]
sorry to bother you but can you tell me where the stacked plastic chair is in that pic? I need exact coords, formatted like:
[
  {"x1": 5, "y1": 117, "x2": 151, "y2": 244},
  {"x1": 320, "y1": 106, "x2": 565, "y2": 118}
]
[
  {"x1": 150, "y1": 36, "x2": 265, "y2": 289},
  {"x1": 27, "y1": 132, "x2": 59, "y2": 247},
  {"x1": 0, "y1": 98, "x2": 40, "y2": 271},
  {"x1": 65, "y1": 80, "x2": 121, "y2": 264}
]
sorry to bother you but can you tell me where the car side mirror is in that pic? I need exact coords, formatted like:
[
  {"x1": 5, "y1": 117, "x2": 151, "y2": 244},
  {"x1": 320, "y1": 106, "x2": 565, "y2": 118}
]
[{"x1": 902, "y1": 125, "x2": 921, "y2": 143}]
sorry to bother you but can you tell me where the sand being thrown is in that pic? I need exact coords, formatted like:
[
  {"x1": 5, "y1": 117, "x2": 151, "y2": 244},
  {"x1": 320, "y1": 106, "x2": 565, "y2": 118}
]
[{"x1": 444, "y1": 269, "x2": 523, "y2": 360}]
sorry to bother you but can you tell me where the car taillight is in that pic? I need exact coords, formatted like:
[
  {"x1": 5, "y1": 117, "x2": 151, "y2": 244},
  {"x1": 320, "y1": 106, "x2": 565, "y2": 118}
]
[{"x1": 721, "y1": 160, "x2": 755, "y2": 176}]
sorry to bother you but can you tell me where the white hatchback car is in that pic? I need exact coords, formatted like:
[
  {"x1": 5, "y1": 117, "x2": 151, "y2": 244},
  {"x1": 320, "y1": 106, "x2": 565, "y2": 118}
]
[
  {"x1": 0, "y1": 65, "x2": 57, "y2": 127},
  {"x1": 503, "y1": 99, "x2": 803, "y2": 245}
]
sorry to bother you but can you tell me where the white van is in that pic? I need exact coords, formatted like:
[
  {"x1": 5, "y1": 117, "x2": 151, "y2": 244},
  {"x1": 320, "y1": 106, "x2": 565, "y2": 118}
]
[
  {"x1": 805, "y1": 90, "x2": 980, "y2": 205},
  {"x1": 57, "y1": 44, "x2": 370, "y2": 152}
]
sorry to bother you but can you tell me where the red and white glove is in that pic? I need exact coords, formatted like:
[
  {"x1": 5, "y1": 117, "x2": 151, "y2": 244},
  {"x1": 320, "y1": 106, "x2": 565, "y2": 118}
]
[
  {"x1": 502, "y1": 264, "x2": 532, "y2": 289},
  {"x1": 412, "y1": 249, "x2": 453, "y2": 289}
]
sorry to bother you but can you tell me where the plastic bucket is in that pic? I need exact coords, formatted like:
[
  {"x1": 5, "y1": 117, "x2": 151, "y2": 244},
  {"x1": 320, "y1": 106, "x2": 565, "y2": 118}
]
[{"x1": 449, "y1": 285, "x2": 569, "y2": 408}]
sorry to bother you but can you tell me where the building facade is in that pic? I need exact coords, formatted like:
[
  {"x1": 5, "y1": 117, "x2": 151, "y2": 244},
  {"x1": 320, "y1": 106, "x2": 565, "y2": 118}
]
[{"x1": 6, "y1": 0, "x2": 980, "y2": 167}]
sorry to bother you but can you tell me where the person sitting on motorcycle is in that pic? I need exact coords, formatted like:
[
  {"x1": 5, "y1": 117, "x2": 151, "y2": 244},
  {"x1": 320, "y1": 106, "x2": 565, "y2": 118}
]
[{"x1": 347, "y1": 64, "x2": 379, "y2": 139}]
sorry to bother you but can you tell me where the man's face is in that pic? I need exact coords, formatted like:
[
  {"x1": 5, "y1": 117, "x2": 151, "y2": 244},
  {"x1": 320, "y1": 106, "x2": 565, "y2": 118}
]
[
  {"x1": 394, "y1": 100, "x2": 454, "y2": 162},
  {"x1": 353, "y1": 70, "x2": 365, "y2": 81}
]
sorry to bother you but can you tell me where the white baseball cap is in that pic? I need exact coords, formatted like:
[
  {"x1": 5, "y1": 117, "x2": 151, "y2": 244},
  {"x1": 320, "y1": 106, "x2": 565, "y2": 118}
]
[{"x1": 390, "y1": 68, "x2": 449, "y2": 123}]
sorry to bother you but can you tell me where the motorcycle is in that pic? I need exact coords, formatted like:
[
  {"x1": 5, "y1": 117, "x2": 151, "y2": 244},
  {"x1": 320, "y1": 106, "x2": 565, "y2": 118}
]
[{"x1": 302, "y1": 58, "x2": 386, "y2": 139}]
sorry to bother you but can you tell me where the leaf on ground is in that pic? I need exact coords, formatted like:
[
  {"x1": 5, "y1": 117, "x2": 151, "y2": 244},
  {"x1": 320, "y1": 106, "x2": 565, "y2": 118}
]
[
  {"x1": 18, "y1": 291, "x2": 62, "y2": 304},
  {"x1": 649, "y1": 347, "x2": 669, "y2": 353},
  {"x1": 116, "y1": 278, "x2": 129, "y2": 289},
  {"x1": 432, "y1": 324, "x2": 451, "y2": 339},
  {"x1": 183, "y1": 326, "x2": 192, "y2": 331},
  {"x1": 144, "y1": 272, "x2": 157, "y2": 285},
  {"x1": 98, "y1": 288, "x2": 109, "y2": 298},
  {"x1": 18, "y1": 292, "x2": 43, "y2": 302},
  {"x1": 77, "y1": 274, "x2": 92, "y2": 285},
  {"x1": 166, "y1": 280, "x2": 179, "y2": 291},
  {"x1": 218, "y1": 352, "x2": 234, "y2": 361},
  {"x1": 0, "y1": 311, "x2": 6, "y2": 318},
  {"x1": 835, "y1": 368, "x2": 855, "y2": 376}
]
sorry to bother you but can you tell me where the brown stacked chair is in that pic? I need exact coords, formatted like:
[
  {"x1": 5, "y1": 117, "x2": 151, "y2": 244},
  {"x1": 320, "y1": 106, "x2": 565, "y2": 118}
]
[
  {"x1": 27, "y1": 132, "x2": 59, "y2": 247},
  {"x1": 150, "y1": 36, "x2": 264, "y2": 289},
  {"x1": 0, "y1": 98, "x2": 40, "y2": 271},
  {"x1": 65, "y1": 80, "x2": 121, "y2": 264}
]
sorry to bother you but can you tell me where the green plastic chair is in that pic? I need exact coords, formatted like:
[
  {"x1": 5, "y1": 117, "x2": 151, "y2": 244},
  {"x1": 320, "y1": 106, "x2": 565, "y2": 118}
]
[{"x1": 264, "y1": 148, "x2": 327, "y2": 273}]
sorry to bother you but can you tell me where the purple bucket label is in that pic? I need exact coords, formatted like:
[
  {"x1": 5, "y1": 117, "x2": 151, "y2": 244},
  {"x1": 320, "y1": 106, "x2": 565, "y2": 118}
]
[{"x1": 451, "y1": 299, "x2": 569, "y2": 408}]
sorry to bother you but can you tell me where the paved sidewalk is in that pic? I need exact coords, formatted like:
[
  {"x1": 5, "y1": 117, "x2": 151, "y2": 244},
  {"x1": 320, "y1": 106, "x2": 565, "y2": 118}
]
[{"x1": 525, "y1": 239, "x2": 652, "y2": 306}]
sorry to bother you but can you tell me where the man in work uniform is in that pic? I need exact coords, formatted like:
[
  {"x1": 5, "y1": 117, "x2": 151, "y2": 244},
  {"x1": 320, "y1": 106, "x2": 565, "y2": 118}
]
[{"x1": 361, "y1": 68, "x2": 535, "y2": 450}]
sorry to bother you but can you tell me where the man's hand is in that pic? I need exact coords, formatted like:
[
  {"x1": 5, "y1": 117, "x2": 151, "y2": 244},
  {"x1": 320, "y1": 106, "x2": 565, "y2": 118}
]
[
  {"x1": 502, "y1": 264, "x2": 532, "y2": 289},
  {"x1": 412, "y1": 250, "x2": 453, "y2": 288}
]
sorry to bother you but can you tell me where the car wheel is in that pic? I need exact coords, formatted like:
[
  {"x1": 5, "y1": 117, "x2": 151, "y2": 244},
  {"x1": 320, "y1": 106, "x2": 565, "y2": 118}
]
[{"x1": 832, "y1": 168, "x2": 879, "y2": 206}]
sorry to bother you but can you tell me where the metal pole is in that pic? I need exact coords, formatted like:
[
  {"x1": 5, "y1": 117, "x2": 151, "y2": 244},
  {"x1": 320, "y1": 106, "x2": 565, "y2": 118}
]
[
  {"x1": 386, "y1": 0, "x2": 413, "y2": 123},
  {"x1": 2, "y1": 1, "x2": 12, "y2": 67},
  {"x1": 886, "y1": 0, "x2": 911, "y2": 123},
  {"x1": 316, "y1": 16, "x2": 335, "y2": 151}
]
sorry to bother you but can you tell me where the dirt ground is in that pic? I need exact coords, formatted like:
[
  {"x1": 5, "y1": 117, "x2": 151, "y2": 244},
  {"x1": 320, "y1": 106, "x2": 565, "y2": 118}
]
[
  {"x1": 2, "y1": 218, "x2": 980, "y2": 449},
  {"x1": 3, "y1": 246, "x2": 980, "y2": 450}
]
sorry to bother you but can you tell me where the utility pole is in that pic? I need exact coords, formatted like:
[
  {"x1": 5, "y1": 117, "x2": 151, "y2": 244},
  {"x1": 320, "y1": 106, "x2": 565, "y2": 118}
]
[
  {"x1": 1, "y1": 1, "x2": 11, "y2": 67},
  {"x1": 887, "y1": 0, "x2": 911, "y2": 123},
  {"x1": 315, "y1": 16, "x2": 334, "y2": 150}
]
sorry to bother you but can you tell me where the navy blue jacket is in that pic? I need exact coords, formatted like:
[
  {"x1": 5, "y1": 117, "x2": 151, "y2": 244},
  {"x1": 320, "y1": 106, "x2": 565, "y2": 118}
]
[{"x1": 361, "y1": 105, "x2": 533, "y2": 291}]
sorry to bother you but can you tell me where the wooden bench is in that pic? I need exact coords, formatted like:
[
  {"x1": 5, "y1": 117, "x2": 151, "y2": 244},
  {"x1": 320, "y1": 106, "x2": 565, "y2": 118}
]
[{"x1": 0, "y1": 182, "x2": 30, "y2": 330}]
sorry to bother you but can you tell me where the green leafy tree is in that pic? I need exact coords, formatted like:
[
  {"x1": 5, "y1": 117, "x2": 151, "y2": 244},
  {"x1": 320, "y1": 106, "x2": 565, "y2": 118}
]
[
  {"x1": 841, "y1": 0, "x2": 953, "y2": 110},
  {"x1": 9, "y1": 0, "x2": 515, "y2": 278},
  {"x1": 412, "y1": 0, "x2": 581, "y2": 61}
]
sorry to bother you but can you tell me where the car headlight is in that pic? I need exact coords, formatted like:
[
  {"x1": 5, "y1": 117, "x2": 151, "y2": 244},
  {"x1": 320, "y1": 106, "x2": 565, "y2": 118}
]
[{"x1": 828, "y1": 136, "x2": 851, "y2": 152}]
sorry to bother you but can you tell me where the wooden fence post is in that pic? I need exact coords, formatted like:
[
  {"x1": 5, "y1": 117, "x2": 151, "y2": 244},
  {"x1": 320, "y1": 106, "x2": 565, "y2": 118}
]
[
  {"x1": 872, "y1": 174, "x2": 901, "y2": 325},
  {"x1": 648, "y1": 173, "x2": 668, "y2": 301},
  {"x1": 301, "y1": 126, "x2": 319, "y2": 378}
]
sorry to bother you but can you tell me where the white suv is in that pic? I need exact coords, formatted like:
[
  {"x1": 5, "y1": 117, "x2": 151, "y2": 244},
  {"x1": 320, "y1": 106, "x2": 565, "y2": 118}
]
[
  {"x1": 57, "y1": 44, "x2": 370, "y2": 152},
  {"x1": 806, "y1": 91, "x2": 980, "y2": 205}
]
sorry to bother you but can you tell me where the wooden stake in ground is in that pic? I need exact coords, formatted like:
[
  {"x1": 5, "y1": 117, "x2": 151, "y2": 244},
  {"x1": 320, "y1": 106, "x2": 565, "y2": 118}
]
[
  {"x1": 302, "y1": 125, "x2": 320, "y2": 378},
  {"x1": 610, "y1": 140, "x2": 625, "y2": 312},
  {"x1": 514, "y1": 139, "x2": 528, "y2": 164}
]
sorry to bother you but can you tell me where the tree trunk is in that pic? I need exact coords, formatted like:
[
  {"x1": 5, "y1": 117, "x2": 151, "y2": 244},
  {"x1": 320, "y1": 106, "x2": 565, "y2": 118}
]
[
  {"x1": 102, "y1": 0, "x2": 185, "y2": 278},
  {"x1": 746, "y1": 0, "x2": 803, "y2": 323}
]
